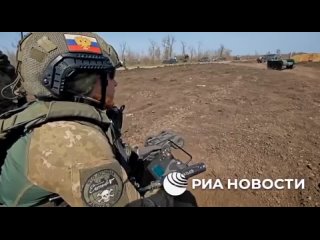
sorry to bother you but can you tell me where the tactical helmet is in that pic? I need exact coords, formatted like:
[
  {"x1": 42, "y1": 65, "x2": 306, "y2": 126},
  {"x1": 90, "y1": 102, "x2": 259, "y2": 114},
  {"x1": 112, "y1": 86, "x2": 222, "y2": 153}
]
[{"x1": 16, "y1": 32, "x2": 122, "y2": 106}]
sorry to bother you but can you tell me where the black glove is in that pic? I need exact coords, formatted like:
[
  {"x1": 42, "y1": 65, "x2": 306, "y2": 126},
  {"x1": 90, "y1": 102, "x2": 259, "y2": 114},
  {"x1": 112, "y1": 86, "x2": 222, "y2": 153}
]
[
  {"x1": 0, "y1": 51, "x2": 16, "y2": 80},
  {"x1": 136, "y1": 145, "x2": 162, "y2": 161},
  {"x1": 126, "y1": 188, "x2": 198, "y2": 207},
  {"x1": 144, "y1": 189, "x2": 198, "y2": 207},
  {"x1": 173, "y1": 190, "x2": 198, "y2": 207},
  {"x1": 127, "y1": 189, "x2": 174, "y2": 207}
]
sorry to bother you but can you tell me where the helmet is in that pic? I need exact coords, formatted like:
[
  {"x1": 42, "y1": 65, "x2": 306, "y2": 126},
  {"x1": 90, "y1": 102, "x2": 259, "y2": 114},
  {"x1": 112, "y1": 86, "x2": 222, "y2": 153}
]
[{"x1": 16, "y1": 32, "x2": 122, "y2": 106}]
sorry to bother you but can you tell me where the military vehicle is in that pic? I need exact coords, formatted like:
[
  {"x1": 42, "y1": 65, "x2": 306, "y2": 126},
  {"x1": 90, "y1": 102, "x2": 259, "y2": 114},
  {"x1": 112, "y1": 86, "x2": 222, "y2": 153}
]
[
  {"x1": 267, "y1": 58, "x2": 295, "y2": 70},
  {"x1": 162, "y1": 58, "x2": 178, "y2": 64},
  {"x1": 258, "y1": 53, "x2": 295, "y2": 70}
]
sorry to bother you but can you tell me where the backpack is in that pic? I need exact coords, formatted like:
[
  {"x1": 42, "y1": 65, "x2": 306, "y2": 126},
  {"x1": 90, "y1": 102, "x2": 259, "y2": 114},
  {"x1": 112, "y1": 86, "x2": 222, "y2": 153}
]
[{"x1": 0, "y1": 100, "x2": 129, "y2": 175}]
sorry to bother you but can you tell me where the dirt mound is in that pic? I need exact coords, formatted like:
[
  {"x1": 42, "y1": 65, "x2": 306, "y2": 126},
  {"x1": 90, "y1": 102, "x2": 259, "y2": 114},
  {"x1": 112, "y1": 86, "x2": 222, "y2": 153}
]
[{"x1": 292, "y1": 53, "x2": 320, "y2": 63}]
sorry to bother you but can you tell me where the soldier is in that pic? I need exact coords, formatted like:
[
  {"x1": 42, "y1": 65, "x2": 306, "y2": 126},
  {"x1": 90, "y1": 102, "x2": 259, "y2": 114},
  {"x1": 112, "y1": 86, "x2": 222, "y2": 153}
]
[
  {"x1": 0, "y1": 51, "x2": 26, "y2": 114},
  {"x1": 0, "y1": 32, "x2": 197, "y2": 207}
]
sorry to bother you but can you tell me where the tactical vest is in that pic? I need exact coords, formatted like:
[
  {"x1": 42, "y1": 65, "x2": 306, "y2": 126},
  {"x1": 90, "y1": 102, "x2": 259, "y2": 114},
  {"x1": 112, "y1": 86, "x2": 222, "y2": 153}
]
[{"x1": 0, "y1": 100, "x2": 130, "y2": 176}]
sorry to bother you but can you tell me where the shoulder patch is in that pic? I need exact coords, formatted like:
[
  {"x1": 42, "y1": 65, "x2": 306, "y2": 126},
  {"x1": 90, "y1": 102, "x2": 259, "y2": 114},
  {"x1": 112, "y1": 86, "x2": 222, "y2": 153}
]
[{"x1": 82, "y1": 169, "x2": 123, "y2": 207}]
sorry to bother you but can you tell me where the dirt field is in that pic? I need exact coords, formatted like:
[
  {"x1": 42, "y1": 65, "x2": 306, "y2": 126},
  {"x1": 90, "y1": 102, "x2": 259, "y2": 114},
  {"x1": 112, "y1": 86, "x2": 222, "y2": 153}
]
[{"x1": 116, "y1": 62, "x2": 320, "y2": 207}]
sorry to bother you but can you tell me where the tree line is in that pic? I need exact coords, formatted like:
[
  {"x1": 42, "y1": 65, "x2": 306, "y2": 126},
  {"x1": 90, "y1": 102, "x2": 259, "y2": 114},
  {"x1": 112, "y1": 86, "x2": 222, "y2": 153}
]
[{"x1": 119, "y1": 34, "x2": 233, "y2": 66}]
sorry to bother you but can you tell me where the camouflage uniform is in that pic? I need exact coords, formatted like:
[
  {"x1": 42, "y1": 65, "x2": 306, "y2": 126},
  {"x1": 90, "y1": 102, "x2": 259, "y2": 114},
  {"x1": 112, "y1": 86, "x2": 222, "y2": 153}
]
[
  {"x1": 0, "y1": 32, "x2": 161, "y2": 207},
  {"x1": 0, "y1": 119, "x2": 143, "y2": 207}
]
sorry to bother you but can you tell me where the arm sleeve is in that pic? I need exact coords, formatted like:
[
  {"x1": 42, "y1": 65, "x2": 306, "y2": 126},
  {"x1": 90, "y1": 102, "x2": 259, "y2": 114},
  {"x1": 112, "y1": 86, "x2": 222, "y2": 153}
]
[{"x1": 26, "y1": 121, "x2": 141, "y2": 207}]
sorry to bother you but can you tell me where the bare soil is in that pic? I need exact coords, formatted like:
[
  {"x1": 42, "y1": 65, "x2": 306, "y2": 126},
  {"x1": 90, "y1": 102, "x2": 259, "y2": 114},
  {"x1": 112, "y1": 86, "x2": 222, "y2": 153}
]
[{"x1": 116, "y1": 62, "x2": 320, "y2": 207}]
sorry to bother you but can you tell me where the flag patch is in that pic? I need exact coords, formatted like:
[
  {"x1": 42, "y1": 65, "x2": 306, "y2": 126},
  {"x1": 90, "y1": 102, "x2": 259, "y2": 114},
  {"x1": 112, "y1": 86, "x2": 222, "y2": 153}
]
[{"x1": 64, "y1": 34, "x2": 102, "y2": 54}]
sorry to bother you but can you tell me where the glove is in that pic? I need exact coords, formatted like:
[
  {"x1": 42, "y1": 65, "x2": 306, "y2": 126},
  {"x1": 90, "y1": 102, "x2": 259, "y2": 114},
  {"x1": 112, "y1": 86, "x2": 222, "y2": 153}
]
[
  {"x1": 136, "y1": 145, "x2": 162, "y2": 161},
  {"x1": 143, "y1": 189, "x2": 198, "y2": 207},
  {"x1": 172, "y1": 190, "x2": 198, "y2": 207},
  {"x1": 126, "y1": 188, "x2": 198, "y2": 207},
  {"x1": 126, "y1": 188, "x2": 174, "y2": 207},
  {"x1": 0, "y1": 51, "x2": 16, "y2": 80}
]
